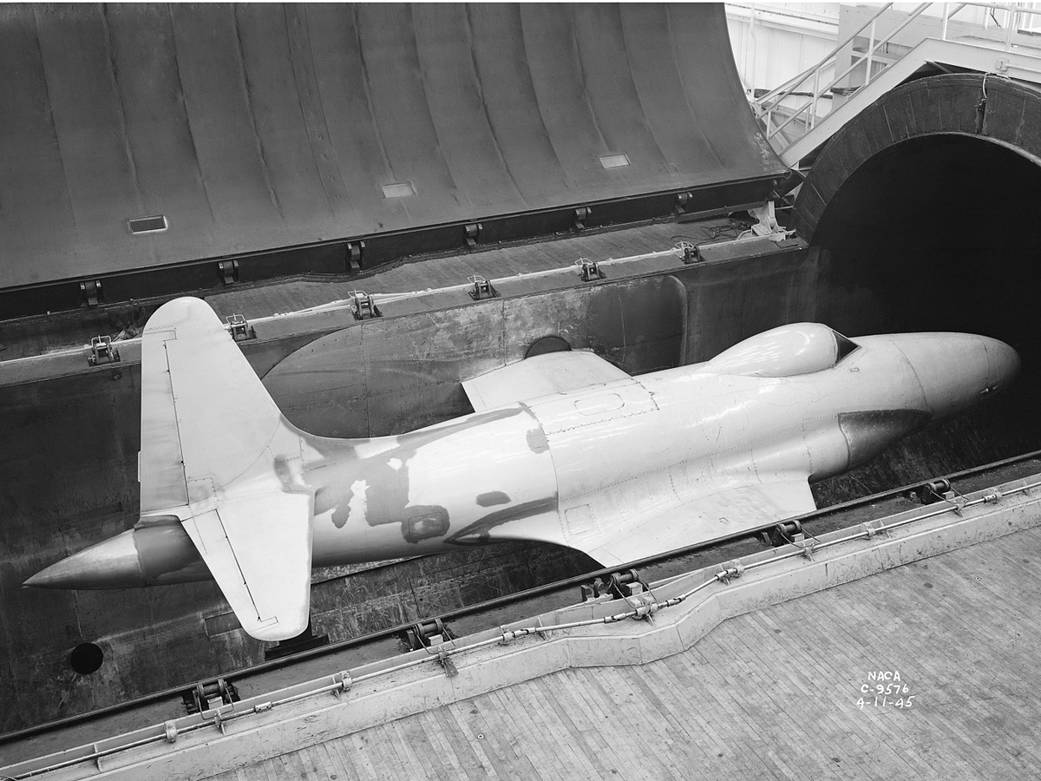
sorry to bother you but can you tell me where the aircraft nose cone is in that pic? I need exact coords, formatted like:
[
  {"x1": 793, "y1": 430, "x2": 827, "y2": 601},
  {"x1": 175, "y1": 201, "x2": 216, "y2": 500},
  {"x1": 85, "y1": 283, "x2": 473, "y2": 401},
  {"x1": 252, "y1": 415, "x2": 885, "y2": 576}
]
[
  {"x1": 897, "y1": 333, "x2": 1020, "y2": 419},
  {"x1": 23, "y1": 530, "x2": 143, "y2": 589},
  {"x1": 982, "y1": 336, "x2": 1020, "y2": 394}
]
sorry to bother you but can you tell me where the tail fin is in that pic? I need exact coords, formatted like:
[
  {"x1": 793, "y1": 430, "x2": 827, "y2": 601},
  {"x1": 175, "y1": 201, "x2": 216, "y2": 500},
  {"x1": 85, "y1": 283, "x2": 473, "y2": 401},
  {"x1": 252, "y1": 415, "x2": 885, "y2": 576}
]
[{"x1": 140, "y1": 297, "x2": 314, "y2": 641}]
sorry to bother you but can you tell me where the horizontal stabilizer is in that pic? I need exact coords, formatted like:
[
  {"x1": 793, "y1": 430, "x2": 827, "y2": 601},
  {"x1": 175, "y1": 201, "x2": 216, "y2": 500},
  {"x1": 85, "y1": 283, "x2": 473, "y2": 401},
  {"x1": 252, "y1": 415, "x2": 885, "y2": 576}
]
[
  {"x1": 182, "y1": 492, "x2": 313, "y2": 641},
  {"x1": 463, "y1": 351, "x2": 629, "y2": 411},
  {"x1": 142, "y1": 297, "x2": 315, "y2": 641}
]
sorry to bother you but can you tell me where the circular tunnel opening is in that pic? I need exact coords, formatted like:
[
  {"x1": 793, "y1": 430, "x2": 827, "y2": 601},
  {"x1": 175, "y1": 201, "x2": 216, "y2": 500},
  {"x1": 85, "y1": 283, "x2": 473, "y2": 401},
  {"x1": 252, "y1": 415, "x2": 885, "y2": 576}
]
[
  {"x1": 808, "y1": 132, "x2": 1041, "y2": 495},
  {"x1": 69, "y1": 642, "x2": 104, "y2": 676}
]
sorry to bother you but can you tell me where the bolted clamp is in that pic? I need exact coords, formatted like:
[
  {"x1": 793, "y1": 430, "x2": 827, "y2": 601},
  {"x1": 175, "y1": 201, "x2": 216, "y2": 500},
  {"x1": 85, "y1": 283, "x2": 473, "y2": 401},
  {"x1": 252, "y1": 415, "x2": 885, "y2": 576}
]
[
  {"x1": 351, "y1": 291, "x2": 381, "y2": 320},
  {"x1": 464, "y1": 222, "x2": 483, "y2": 249},
  {"x1": 226, "y1": 313, "x2": 255, "y2": 341},
  {"x1": 334, "y1": 670, "x2": 352, "y2": 695},
  {"x1": 714, "y1": 561, "x2": 745, "y2": 584},
  {"x1": 575, "y1": 258, "x2": 605, "y2": 282},
  {"x1": 467, "y1": 275, "x2": 498, "y2": 300},
  {"x1": 573, "y1": 206, "x2": 591, "y2": 231},
  {"x1": 88, "y1": 335, "x2": 120, "y2": 366}
]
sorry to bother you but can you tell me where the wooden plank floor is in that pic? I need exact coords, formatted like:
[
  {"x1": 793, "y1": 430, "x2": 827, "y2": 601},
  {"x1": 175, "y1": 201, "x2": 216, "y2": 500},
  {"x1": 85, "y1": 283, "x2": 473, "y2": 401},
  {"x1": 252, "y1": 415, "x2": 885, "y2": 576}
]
[{"x1": 208, "y1": 527, "x2": 1041, "y2": 780}]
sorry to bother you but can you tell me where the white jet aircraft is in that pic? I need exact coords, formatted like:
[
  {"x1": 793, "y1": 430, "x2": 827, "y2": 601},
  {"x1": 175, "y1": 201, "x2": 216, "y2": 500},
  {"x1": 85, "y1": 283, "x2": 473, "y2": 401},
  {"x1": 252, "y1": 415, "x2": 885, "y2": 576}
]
[{"x1": 26, "y1": 297, "x2": 1019, "y2": 641}]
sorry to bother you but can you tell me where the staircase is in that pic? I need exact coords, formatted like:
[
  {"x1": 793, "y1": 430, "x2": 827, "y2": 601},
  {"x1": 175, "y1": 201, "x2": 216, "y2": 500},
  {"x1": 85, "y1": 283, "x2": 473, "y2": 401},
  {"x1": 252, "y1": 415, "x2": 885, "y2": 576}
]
[{"x1": 752, "y1": 2, "x2": 1041, "y2": 167}]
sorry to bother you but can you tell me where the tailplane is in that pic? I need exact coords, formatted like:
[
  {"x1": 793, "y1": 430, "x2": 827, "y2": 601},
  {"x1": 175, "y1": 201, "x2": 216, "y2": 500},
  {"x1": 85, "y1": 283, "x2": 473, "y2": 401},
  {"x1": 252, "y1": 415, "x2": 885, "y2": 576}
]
[{"x1": 141, "y1": 297, "x2": 314, "y2": 641}]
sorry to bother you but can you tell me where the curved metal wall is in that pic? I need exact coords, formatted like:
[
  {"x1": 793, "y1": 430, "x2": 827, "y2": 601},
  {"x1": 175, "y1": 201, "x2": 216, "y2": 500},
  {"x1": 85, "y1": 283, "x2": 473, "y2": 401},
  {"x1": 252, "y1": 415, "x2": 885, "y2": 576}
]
[{"x1": 0, "y1": 3, "x2": 782, "y2": 290}]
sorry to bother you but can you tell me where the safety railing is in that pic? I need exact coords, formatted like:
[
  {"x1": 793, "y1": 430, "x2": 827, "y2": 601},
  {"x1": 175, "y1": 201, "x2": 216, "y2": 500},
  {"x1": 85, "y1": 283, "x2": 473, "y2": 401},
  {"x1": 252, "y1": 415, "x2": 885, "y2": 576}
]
[{"x1": 753, "y1": 2, "x2": 1041, "y2": 153}]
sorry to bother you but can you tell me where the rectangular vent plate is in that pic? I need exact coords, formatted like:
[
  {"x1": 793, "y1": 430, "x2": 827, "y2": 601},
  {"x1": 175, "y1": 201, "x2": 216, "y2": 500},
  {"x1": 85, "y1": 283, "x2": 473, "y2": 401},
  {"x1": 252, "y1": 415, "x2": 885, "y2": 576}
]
[
  {"x1": 382, "y1": 182, "x2": 415, "y2": 199},
  {"x1": 599, "y1": 154, "x2": 630, "y2": 169},
  {"x1": 128, "y1": 215, "x2": 168, "y2": 235}
]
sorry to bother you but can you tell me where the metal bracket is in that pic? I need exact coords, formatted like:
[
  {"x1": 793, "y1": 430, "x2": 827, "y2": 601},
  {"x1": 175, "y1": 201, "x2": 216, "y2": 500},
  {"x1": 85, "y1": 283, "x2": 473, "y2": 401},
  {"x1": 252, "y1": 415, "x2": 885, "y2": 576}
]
[
  {"x1": 575, "y1": 258, "x2": 605, "y2": 282},
  {"x1": 346, "y1": 241, "x2": 365, "y2": 273},
  {"x1": 626, "y1": 592, "x2": 658, "y2": 622},
  {"x1": 597, "y1": 568, "x2": 650, "y2": 600},
  {"x1": 674, "y1": 191, "x2": 693, "y2": 214},
  {"x1": 860, "y1": 518, "x2": 889, "y2": 540},
  {"x1": 80, "y1": 279, "x2": 102, "y2": 307},
  {"x1": 715, "y1": 561, "x2": 745, "y2": 584},
  {"x1": 911, "y1": 478, "x2": 953, "y2": 505},
  {"x1": 351, "y1": 291, "x2": 381, "y2": 320},
  {"x1": 464, "y1": 222, "x2": 483, "y2": 249},
  {"x1": 467, "y1": 275, "x2": 498, "y2": 300},
  {"x1": 226, "y1": 313, "x2": 255, "y2": 341},
  {"x1": 88, "y1": 335, "x2": 120, "y2": 366},
  {"x1": 767, "y1": 519, "x2": 804, "y2": 547},
  {"x1": 402, "y1": 617, "x2": 455, "y2": 652},
  {"x1": 217, "y1": 259, "x2": 240, "y2": 285},
  {"x1": 747, "y1": 201, "x2": 793, "y2": 241},
  {"x1": 676, "y1": 240, "x2": 699, "y2": 264},
  {"x1": 573, "y1": 206, "x2": 591, "y2": 231},
  {"x1": 436, "y1": 647, "x2": 459, "y2": 678},
  {"x1": 181, "y1": 677, "x2": 238, "y2": 715}
]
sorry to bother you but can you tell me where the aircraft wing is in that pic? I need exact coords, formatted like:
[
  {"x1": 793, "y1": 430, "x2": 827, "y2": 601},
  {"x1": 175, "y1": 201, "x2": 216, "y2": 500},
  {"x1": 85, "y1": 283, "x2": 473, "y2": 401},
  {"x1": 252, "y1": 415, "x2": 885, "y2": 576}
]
[
  {"x1": 575, "y1": 473, "x2": 817, "y2": 566},
  {"x1": 463, "y1": 351, "x2": 629, "y2": 411}
]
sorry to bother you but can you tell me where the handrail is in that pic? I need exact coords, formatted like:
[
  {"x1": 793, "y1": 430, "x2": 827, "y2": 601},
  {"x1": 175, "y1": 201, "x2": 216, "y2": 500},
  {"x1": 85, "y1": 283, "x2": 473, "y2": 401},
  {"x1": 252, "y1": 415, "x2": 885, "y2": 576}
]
[
  {"x1": 752, "y1": 2, "x2": 1041, "y2": 154},
  {"x1": 756, "y1": 2, "x2": 894, "y2": 113}
]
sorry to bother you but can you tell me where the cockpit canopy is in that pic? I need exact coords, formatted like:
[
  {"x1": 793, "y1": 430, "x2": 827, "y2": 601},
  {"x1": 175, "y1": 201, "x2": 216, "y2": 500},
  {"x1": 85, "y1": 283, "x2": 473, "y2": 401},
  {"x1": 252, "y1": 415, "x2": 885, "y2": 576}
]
[{"x1": 702, "y1": 323, "x2": 859, "y2": 378}]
